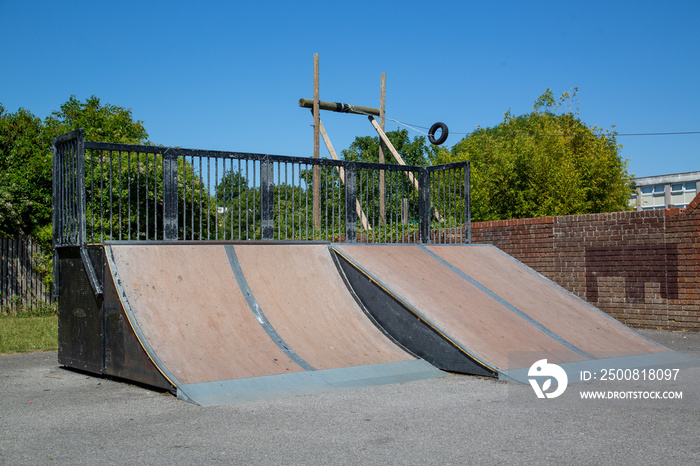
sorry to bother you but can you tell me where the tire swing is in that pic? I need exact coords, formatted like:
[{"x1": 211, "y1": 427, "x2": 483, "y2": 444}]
[{"x1": 428, "y1": 122, "x2": 449, "y2": 145}]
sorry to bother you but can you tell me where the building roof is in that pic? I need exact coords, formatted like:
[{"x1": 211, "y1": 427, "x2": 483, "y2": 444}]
[{"x1": 633, "y1": 170, "x2": 700, "y2": 186}]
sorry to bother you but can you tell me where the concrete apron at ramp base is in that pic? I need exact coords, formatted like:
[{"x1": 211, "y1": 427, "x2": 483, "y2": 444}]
[
  {"x1": 105, "y1": 243, "x2": 443, "y2": 406},
  {"x1": 177, "y1": 359, "x2": 442, "y2": 406},
  {"x1": 332, "y1": 243, "x2": 692, "y2": 383}
]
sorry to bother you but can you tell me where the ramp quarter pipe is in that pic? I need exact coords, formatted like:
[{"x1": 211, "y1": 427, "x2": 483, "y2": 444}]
[
  {"x1": 58, "y1": 241, "x2": 691, "y2": 405},
  {"x1": 332, "y1": 243, "x2": 689, "y2": 384},
  {"x1": 57, "y1": 243, "x2": 442, "y2": 406}
]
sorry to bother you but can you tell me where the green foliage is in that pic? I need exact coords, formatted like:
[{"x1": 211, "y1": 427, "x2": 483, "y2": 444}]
[
  {"x1": 438, "y1": 88, "x2": 633, "y2": 221},
  {"x1": 0, "y1": 96, "x2": 149, "y2": 241},
  {"x1": 1, "y1": 296, "x2": 57, "y2": 317},
  {"x1": 0, "y1": 105, "x2": 53, "y2": 237},
  {"x1": 341, "y1": 128, "x2": 429, "y2": 165},
  {"x1": 44, "y1": 95, "x2": 148, "y2": 144},
  {"x1": 1, "y1": 96, "x2": 151, "y2": 292}
]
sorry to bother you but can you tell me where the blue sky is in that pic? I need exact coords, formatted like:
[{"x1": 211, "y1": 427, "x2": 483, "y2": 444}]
[{"x1": 1, "y1": 0, "x2": 698, "y2": 178}]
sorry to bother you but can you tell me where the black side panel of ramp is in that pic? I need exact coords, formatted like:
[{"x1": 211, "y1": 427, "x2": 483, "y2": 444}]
[
  {"x1": 99, "y1": 245, "x2": 173, "y2": 391},
  {"x1": 58, "y1": 246, "x2": 172, "y2": 392},
  {"x1": 334, "y1": 250, "x2": 496, "y2": 378},
  {"x1": 57, "y1": 247, "x2": 103, "y2": 373}
]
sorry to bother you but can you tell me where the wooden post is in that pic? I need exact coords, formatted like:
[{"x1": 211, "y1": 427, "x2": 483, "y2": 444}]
[
  {"x1": 401, "y1": 198, "x2": 409, "y2": 224},
  {"x1": 314, "y1": 113, "x2": 372, "y2": 231},
  {"x1": 368, "y1": 116, "x2": 419, "y2": 190},
  {"x1": 379, "y1": 73, "x2": 386, "y2": 225},
  {"x1": 313, "y1": 54, "x2": 321, "y2": 232}
]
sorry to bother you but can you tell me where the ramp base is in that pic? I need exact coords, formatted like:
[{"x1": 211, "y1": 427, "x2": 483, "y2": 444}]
[{"x1": 177, "y1": 359, "x2": 444, "y2": 406}]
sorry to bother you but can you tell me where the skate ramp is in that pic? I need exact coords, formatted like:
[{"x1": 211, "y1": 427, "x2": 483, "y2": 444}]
[
  {"x1": 332, "y1": 244, "x2": 686, "y2": 383},
  {"x1": 105, "y1": 243, "x2": 442, "y2": 406}
]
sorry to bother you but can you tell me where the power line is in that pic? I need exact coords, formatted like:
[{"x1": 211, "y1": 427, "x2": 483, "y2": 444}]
[
  {"x1": 387, "y1": 118, "x2": 700, "y2": 138},
  {"x1": 616, "y1": 131, "x2": 700, "y2": 137},
  {"x1": 343, "y1": 107, "x2": 700, "y2": 139}
]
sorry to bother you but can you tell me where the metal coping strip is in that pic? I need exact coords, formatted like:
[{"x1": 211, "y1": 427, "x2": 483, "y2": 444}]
[
  {"x1": 100, "y1": 240, "x2": 332, "y2": 246},
  {"x1": 103, "y1": 244, "x2": 180, "y2": 388},
  {"x1": 483, "y1": 244, "x2": 673, "y2": 351},
  {"x1": 224, "y1": 245, "x2": 315, "y2": 371},
  {"x1": 418, "y1": 244, "x2": 595, "y2": 360},
  {"x1": 330, "y1": 245, "x2": 497, "y2": 374}
]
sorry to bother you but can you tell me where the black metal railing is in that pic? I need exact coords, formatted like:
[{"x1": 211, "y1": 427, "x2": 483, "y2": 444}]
[{"x1": 53, "y1": 129, "x2": 470, "y2": 247}]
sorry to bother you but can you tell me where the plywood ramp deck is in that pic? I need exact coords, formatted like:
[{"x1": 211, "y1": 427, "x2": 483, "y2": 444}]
[
  {"x1": 234, "y1": 244, "x2": 413, "y2": 370},
  {"x1": 108, "y1": 244, "x2": 303, "y2": 385},
  {"x1": 333, "y1": 244, "x2": 669, "y2": 375},
  {"x1": 426, "y1": 245, "x2": 666, "y2": 358},
  {"x1": 105, "y1": 243, "x2": 441, "y2": 405}
]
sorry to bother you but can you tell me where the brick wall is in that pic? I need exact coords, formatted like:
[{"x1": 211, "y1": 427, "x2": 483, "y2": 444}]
[{"x1": 471, "y1": 193, "x2": 700, "y2": 332}]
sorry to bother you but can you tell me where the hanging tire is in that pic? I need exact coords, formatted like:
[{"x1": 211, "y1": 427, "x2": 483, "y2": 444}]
[{"x1": 428, "y1": 122, "x2": 448, "y2": 145}]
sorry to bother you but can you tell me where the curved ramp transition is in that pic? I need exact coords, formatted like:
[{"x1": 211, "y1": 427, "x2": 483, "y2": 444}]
[
  {"x1": 104, "y1": 243, "x2": 442, "y2": 406},
  {"x1": 58, "y1": 241, "x2": 692, "y2": 405},
  {"x1": 333, "y1": 244, "x2": 689, "y2": 384}
]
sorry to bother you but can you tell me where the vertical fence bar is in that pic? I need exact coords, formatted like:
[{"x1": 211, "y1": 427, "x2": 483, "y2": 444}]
[
  {"x1": 162, "y1": 148, "x2": 179, "y2": 241},
  {"x1": 465, "y1": 161, "x2": 471, "y2": 244},
  {"x1": 344, "y1": 163, "x2": 357, "y2": 243},
  {"x1": 419, "y1": 168, "x2": 430, "y2": 244},
  {"x1": 118, "y1": 151, "x2": 123, "y2": 241},
  {"x1": 75, "y1": 132, "x2": 86, "y2": 246},
  {"x1": 261, "y1": 157, "x2": 274, "y2": 240}
]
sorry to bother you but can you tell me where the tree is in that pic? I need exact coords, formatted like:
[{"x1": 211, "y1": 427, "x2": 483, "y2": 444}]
[
  {"x1": 44, "y1": 95, "x2": 148, "y2": 144},
  {"x1": 436, "y1": 88, "x2": 633, "y2": 221},
  {"x1": 0, "y1": 96, "x2": 151, "y2": 251},
  {"x1": 0, "y1": 105, "x2": 53, "y2": 239}
]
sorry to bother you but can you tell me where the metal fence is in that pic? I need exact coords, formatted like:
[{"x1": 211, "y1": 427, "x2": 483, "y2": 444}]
[
  {"x1": 0, "y1": 235, "x2": 55, "y2": 313},
  {"x1": 53, "y1": 129, "x2": 470, "y2": 247}
]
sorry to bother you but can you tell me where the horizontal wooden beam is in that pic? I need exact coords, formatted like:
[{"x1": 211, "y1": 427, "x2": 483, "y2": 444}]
[{"x1": 299, "y1": 98, "x2": 380, "y2": 116}]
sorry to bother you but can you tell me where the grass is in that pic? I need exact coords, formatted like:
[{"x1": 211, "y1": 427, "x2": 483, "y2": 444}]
[{"x1": 0, "y1": 315, "x2": 58, "y2": 354}]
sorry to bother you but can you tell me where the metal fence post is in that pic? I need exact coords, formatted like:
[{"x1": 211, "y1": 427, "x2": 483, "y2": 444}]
[
  {"x1": 419, "y1": 168, "x2": 430, "y2": 244},
  {"x1": 465, "y1": 161, "x2": 471, "y2": 244},
  {"x1": 344, "y1": 163, "x2": 357, "y2": 243},
  {"x1": 162, "y1": 148, "x2": 179, "y2": 241},
  {"x1": 261, "y1": 157, "x2": 274, "y2": 240},
  {"x1": 76, "y1": 130, "x2": 87, "y2": 247}
]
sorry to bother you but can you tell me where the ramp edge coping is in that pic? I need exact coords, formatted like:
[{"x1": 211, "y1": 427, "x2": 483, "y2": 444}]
[
  {"x1": 418, "y1": 244, "x2": 596, "y2": 360},
  {"x1": 224, "y1": 245, "x2": 315, "y2": 371},
  {"x1": 331, "y1": 245, "x2": 498, "y2": 375},
  {"x1": 104, "y1": 244, "x2": 181, "y2": 389}
]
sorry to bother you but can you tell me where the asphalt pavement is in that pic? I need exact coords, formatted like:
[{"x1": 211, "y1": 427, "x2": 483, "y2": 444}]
[{"x1": 1, "y1": 329, "x2": 699, "y2": 465}]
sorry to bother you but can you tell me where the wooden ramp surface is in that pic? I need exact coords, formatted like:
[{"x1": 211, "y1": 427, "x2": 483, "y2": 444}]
[
  {"x1": 106, "y1": 243, "x2": 442, "y2": 406},
  {"x1": 108, "y1": 244, "x2": 302, "y2": 385},
  {"x1": 425, "y1": 245, "x2": 665, "y2": 358},
  {"x1": 234, "y1": 244, "x2": 413, "y2": 370},
  {"x1": 333, "y1": 244, "x2": 670, "y2": 377}
]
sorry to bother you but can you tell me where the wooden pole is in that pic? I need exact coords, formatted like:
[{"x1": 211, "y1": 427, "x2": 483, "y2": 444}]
[
  {"x1": 313, "y1": 54, "x2": 321, "y2": 232},
  {"x1": 368, "y1": 116, "x2": 419, "y2": 190},
  {"x1": 314, "y1": 113, "x2": 371, "y2": 231},
  {"x1": 379, "y1": 73, "x2": 386, "y2": 225},
  {"x1": 299, "y1": 98, "x2": 380, "y2": 116}
]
